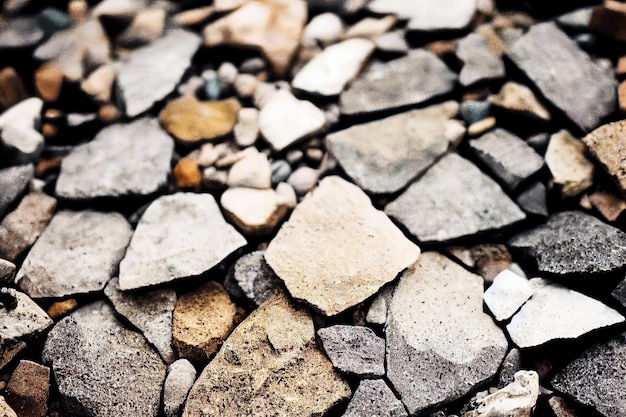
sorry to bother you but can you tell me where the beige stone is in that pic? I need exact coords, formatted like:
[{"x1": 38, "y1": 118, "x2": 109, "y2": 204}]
[
  {"x1": 173, "y1": 281, "x2": 244, "y2": 361},
  {"x1": 227, "y1": 149, "x2": 271, "y2": 189},
  {"x1": 583, "y1": 120, "x2": 626, "y2": 194},
  {"x1": 81, "y1": 65, "x2": 116, "y2": 103},
  {"x1": 265, "y1": 176, "x2": 420, "y2": 316},
  {"x1": 118, "y1": 8, "x2": 166, "y2": 46},
  {"x1": 468, "y1": 116, "x2": 496, "y2": 136},
  {"x1": 467, "y1": 371, "x2": 539, "y2": 417},
  {"x1": 233, "y1": 73, "x2": 258, "y2": 98},
  {"x1": 344, "y1": 15, "x2": 397, "y2": 39},
  {"x1": 617, "y1": 56, "x2": 626, "y2": 76},
  {"x1": 489, "y1": 82, "x2": 550, "y2": 121},
  {"x1": 0, "y1": 396, "x2": 17, "y2": 417},
  {"x1": 173, "y1": 6, "x2": 216, "y2": 27},
  {"x1": 619, "y1": 80, "x2": 626, "y2": 114},
  {"x1": 588, "y1": 189, "x2": 626, "y2": 221},
  {"x1": 182, "y1": 294, "x2": 350, "y2": 417},
  {"x1": 546, "y1": 130, "x2": 594, "y2": 197},
  {"x1": 234, "y1": 107, "x2": 259, "y2": 146},
  {"x1": 221, "y1": 187, "x2": 293, "y2": 236}
]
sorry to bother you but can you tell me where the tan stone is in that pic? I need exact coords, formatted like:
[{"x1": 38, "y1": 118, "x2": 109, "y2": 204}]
[
  {"x1": 221, "y1": 187, "x2": 293, "y2": 236},
  {"x1": 203, "y1": 0, "x2": 307, "y2": 76},
  {"x1": 617, "y1": 56, "x2": 626, "y2": 76},
  {"x1": 590, "y1": 1, "x2": 626, "y2": 42},
  {"x1": 182, "y1": 294, "x2": 351, "y2": 417},
  {"x1": 546, "y1": 130, "x2": 594, "y2": 197},
  {"x1": 81, "y1": 64, "x2": 116, "y2": 103},
  {"x1": 344, "y1": 15, "x2": 397, "y2": 39},
  {"x1": 6, "y1": 360, "x2": 49, "y2": 417},
  {"x1": 0, "y1": 396, "x2": 17, "y2": 417},
  {"x1": 489, "y1": 82, "x2": 550, "y2": 121},
  {"x1": 34, "y1": 62, "x2": 64, "y2": 102},
  {"x1": 619, "y1": 80, "x2": 626, "y2": 114},
  {"x1": 68, "y1": 0, "x2": 89, "y2": 21},
  {"x1": 227, "y1": 149, "x2": 271, "y2": 189},
  {"x1": 46, "y1": 299, "x2": 78, "y2": 319},
  {"x1": 173, "y1": 158, "x2": 202, "y2": 189},
  {"x1": 159, "y1": 95, "x2": 240, "y2": 145},
  {"x1": 173, "y1": 281, "x2": 244, "y2": 361},
  {"x1": 582, "y1": 120, "x2": 626, "y2": 194},
  {"x1": 173, "y1": 6, "x2": 216, "y2": 27},
  {"x1": 468, "y1": 116, "x2": 496, "y2": 136},
  {"x1": 118, "y1": 8, "x2": 166, "y2": 46},
  {"x1": 0, "y1": 68, "x2": 28, "y2": 110},
  {"x1": 265, "y1": 176, "x2": 420, "y2": 316}
]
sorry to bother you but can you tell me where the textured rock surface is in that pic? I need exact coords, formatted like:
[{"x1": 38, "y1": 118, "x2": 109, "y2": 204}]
[
  {"x1": 484, "y1": 270, "x2": 533, "y2": 322},
  {"x1": 0, "y1": 259, "x2": 15, "y2": 285},
  {"x1": 386, "y1": 153, "x2": 525, "y2": 243},
  {"x1": 327, "y1": 102, "x2": 462, "y2": 194},
  {"x1": 516, "y1": 182, "x2": 548, "y2": 218},
  {"x1": 0, "y1": 289, "x2": 52, "y2": 342},
  {"x1": 317, "y1": 325, "x2": 385, "y2": 377},
  {"x1": 0, "y1": 397, "x2": 17, "y2": 417},
  {"x1": 265, "y1": 176, "x2": 419, "y2": 316},
  {"x1": 582, "y1": 120, "x2": 626, "y2": 194},
  {"x1": 6, "y1": 360, "x2": 49, "y2": 417},
  {"x1": 119, "y1": 193, "x2": 246, "y2": 290},
  {"x1": 226, "y1": 250, "x2": 284, "y2": 306},
  {"x1": 163, "y1": 359, "x2": 197, "y2": 417},
  {"x1": 508, "y1": 211, "x2": 626, "y2": 275},
  {"x1": 507, "y1": 278, "x2": 624, "y2": 348},
  {"x1": 369, "y1": 0, "x2": 476, "y2": 31},
  {"x1": 467, "y1": 371, "x2": 539, "y2": 417},
  {"x1": 42, "y1": 301, "x2": 166, "y2": 417},
  {"x1": 545, "y1": 130, "x2": 594, "y2": 197},
  {"x1": 613, "y1": 278, "x2": 626, "y2": 308},
  {"x1": 498, "y1": 348, "x2": 522, "y2": 388},
  {"x1": 457, "y1": 32, "x2": 504, "y2": 86},
  {"x1": 55, "y1": 118, "x2": 174, "y2": 199},
  {"x1": 0, "y1": 164, "x2": 33, "y2": 219},
  {"x1": 386, "y1": 252, "x2": 508, "y2": 414},
  {"x1": 182, "y1": 295, "x2": 351, "y2": 416},
  {"x1": 16, "y1": 210, "x2": 132, "y2": 298},
  {"x1": 342, "y1": 379, "x2": 408, "y2": 417}
]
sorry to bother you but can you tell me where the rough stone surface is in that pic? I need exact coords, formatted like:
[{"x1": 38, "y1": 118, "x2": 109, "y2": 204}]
[
  {"x1": 612, "y1": 278, "x2": 626, "y2": 308},
  {"x1": 508, "y1": 211, "x2": 626, "y2": 275},
  {"x1": 172, "y1": 281, "x2": 243, "y2": 361},
  {"x1": 0, "y1": 164, "x2": 33, "y2": 219},
  {"x1": 366, "y1": 285, "x2": 393, "y2": 325},
  {"x1": 498, "y1": 348, "x2": 522, "y2": 388},
  {"x1": 369, "y1": 0, "x2": 476, "y2": 32},
  {"x1": 0, "y1": 290, "x2": 52, "y2": 342},
  {"x1": 221, "y1": 187, "x2": 292, "y2": 236},
  {"x1": 0, "y1": 193, "x2": 57, "y2": 262},
  {"x1": 182, "y1": 295, "x2": 351, "y2": 417},
  {"x1": 265, "y1": 176, "x2": 419, "y2": 316},
  {"x1": 552, "y1": 331, "x2": 626, "y2": 417},
  {"x1": 115, "y1": 29, "x2": 201, "y2": 117},
  {"x1": 6, "y1": 360, "x2": 49, "y2": 417},
  {"x1": 119, "y1": 193, "x2": 246, "y2": 290},
  {"x1": 340, "y1": 49, "x2": 457, "y2": 115},
  {"x1": 484, "y1": 270, "x2": 533, "y2": 322},
  {"x1": 226, "y1": 251, "x2": 284, "y2": 306},
  {"x1": 104, "y1": 277, "x2": 176, "y2": 363},
  {"x1": 582, "y1": 120, "x2": 626, "y2": 194},
  {"x1": 342, "y1": 379, "x2": 408, "y2": 417},
  {"x1": 489, "y1": 82, "x2": 551, "y2": 121},
  {"x1": 15, "y1": 210, "x2": 132, "y2": 298},
  {"x1": 386, "y1": 153, "x2": 526, "y2": 243},
  {"x1": 467, "y1": 371, "x2": 539, "y2": 417},
  {"x1": 457, "y1": 32, "x2": 505, "y2": 86},
  {"x1": 507, "y1": 278, "x2": 624, "y2": 348},
  {"x1": 545, "y1": 130, "x2": 595, "y2": 197},
  {"x1": 386, "y1": 252, "x2": 508, "y2": 414},
  {"x1": 42, "y1": 301, "x2": 166, "y2": 417},
  {"x1": 470, "y1": 128, "x2": 544, "y2": 191},
  {"x1": 55, "y1": 118, "x2": 174, "y2": 200},
  {"x1": 163, "y1": 359, "x2": 197, "y2": 417},
  {"x1": 317, "y1": 325, "x2": 385, "y2": 377},
  {"x1": 507, "y1": 22, "x2": 616, "y2": 131},
  {"x1": 327, "y1": 101, "x2": 463, "y2": 194},
  {"x1": 0, "y1": 397, "x2": 16, "y2": 417}
]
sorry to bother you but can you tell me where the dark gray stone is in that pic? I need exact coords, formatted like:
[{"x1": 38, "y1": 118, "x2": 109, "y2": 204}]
[
  {"x1": 508, "y1": 211, "x2": 626, "y2": 275},
  {"x1": 470, "y1": 128, "x2": 544, "y2": 191},
  {"x1": 342, "y1": 379, "x2": 408, "y2": 417},
  {"x1": 516, "y1": 182, "x2": 548, "y2": 218},
  {"x1": 385, "y1": 153, "x2": 526, "y2": 243},
  {"x1": 457, "y1": 33, "x2": 505, "y2": 87},
  {"x1": 317, "y1": 325, "x2": 385, "y2": 377},
  {"x1": 612, "y1": 278, "x2": 626, "y2": 308},
  {"x1": 163, "y1": 359, "x2": 197, "y2": 417},
  {"x1": 0, "y1": 164, "x2": 33, "y2": 219},
  {"x1": 0, "y1": 17, "x2": 44, "y2": 48},
  {"x1": 270, "y1": 160, "x2": 292, "y2": 185},
  {"x1": 461, "y1": 101, "x2": 492, "y2": 125},
  {"x1": 507, "y1": 22, "x2": 616, "y2": 132},
  {"x1": 498, "y1": 348, "x2": 522, "y2": 388},
  {"x1": 552, "y1": 332, "x2": 626, "y2": 417},
  {"x1": 42, "y1": 301, "x2": 166, "y2": 417},
  {"x1": 339, "y1": 49, "x2": 457, "y2": 116},
  {"x1": 226, "y1": 251, "x2": 283, "y2": 306}
]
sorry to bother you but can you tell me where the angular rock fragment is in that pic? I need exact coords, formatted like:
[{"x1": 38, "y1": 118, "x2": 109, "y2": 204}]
[
  {"x1": 508, "y1": 211, "x2": 626, "y2": 275},
  {"x1": 182, "y1": 295, "x2": 350, "y2": 417},
  {"x1": 507, "y1": 278, "x2": 624, "y2": 348},
  {"x1": 301, "y1": 12, "x2": 344, "y2": 46},
  {"x1": 545, "y1": 130, "x2": 594, "y2": 197},
  {"x1": 516, "y1": 182, "x2": 548, "y2": 218},
  {"x1": 43, "y1": 301, "x2": 166, "y2": 417},
  {"x1": 507, "y1": 22, "x2": 616, "y2": 131},
  {"x1": 342, "y1": 379, "x2": 408, "y2": 417},
  {"x1": 484, "y1": 270, "x2": 533, "y2": 322},
  {"x1": 221, "y1": 187, "x2": 293, "y2": 236},
  {"x1": 466, "y1": 371, "x2": 539, "y2": 417},
  {"x1": 489, "y1": 82, "x2": 551, "y2": 121},
  {"x1": 115, "y1": 29, "x2": 201, "y2": 117},
  {"x1": 226, "y1": 251, "x2": 284, "y2": 306},
  {"x1": 386, "y1": 153, "x2": 525, "y2": 243},
  {"x1": 374, "y1": 30, "x2": 409, "y2": 54},
  {"x1": 327, "y1": 101, "x2": 463, "y2": 194},
  {"x1": 119, "y1": 193, "x2": 246, "y2": 290},
  {"x1": 55, "y1": 118, "x2": 174, "y2": 200},
  {"x1": 556, "y1": 7, "x2": 593, "y2": 30},
  {"x1": 340, "y1": 49, "x2": 457, "y2": 115},
  {"x1": 317, "y1": 325, "x2": 385, "y2": 377},
  {"x1": 0, "y1": 289, "x2": 52, "y2": 343},
  {"x1": 226, "y1": 150, "x2": 272, "y2": 189},
  {"x1": 369, "y1": 0, "x2": 476, "y2": 32},
  {"x1": 163, "y1": 359, "x2": 197, "y2": 417},
  {"x1": 386, "y1": 252, "x2": 508, "y2": 414},
  {"x1": 265, "y1": 176, "x2": 419, "y2": 316},
  {"x1": 0, "y1": 164, "x2": 33, "y2": 219},
  {"x1": 6, "y1": 360, "x2": 49, "y2": 417},
  {"x1": 589, "y1": 1, "x2": 626, "y2": 42},
  {"x1": 366, "y1": 286, "x2": 393, "y2": 325},
  {"x1": 582, "y1": 120, "x2": 626, "y2": 194},
  {"x1": 457, "y1": 32, "x2": 505, "y2": 86}
]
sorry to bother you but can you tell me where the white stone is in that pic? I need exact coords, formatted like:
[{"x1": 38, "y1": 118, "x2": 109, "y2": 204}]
[
  {"x1": 302, "y1": 12, "x2": 344, "y2": 46},
  {"x1": 369, "y1": 0, "x2": 476, "y2": 32},
  {"x1": 484, "y1": 270, "x2": 533, "y2": 322},
  {"x1": 227, "y1": 149, "x2": 271, "y2": 189}
]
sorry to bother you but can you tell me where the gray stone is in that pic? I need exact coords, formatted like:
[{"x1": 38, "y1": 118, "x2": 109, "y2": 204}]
[
  {"x1": 507, "y1": 278, "x2": 624, "y2": 348},
  {"x1": 556, "y1": 7, "x2": 593, "y2": 30},
  {"x1": 342, "y1": 379, "x2": 408, "y2": 417},
  {"x1": 369, "y1": 0, "x2": 476, "y2": 32},
  {"x1": 104, "y1": 277, "x2": 176, "y2": 363},
  {"x1": 287, "y1": 166, "x2": 319, "y2": 195},
  {"x1": 366, "y1": 285, "x2": 393, "y2": 325},
  {"x1": 516, "y1": 182, "x2": 548, "y2": 218},
  {"x1": 0, "y1": 289, "x2": 52, "y2": 341},
  {"x1": 227, "y1": 251, "x2": 284, "y2": 306},
  {"x1": 552, "y1": 331, "x2": 626, "y2": 417},
  {"x1": 470, "y1": 129, "x2": 544, "y2": 191},
  {"x1": 0, "y1": 259, "x2": 15, "y2": 285},
  {"x1": 508, "y1": 211, "x2": 626, "y2": 275},
  {"x1": 386, "y1": 252, "x2": 508, "y2": 414},
  {"x1": 0, "y1": 164, "x2": 33, "y2": 219},
  {"x1": 1, "y1": 123, "x2": 44, "y2": 165},
  {"x1": 0, "y1": 17, "x2": 44, "y2": 48},
  {"x1": 461, "y1": 100, "x2": 492, "y2": 125},
  {"x1": 42, "y1": 301, "x2": 166, "y2": 417},
  {"x1": 507, "y1": 22, "x2": 616, "y2": 132},
  {"x1": 484, "y1": 270, "x2": 533, "y2": 322},
  {"x1": 386, "y1": 153, "x2": 526, "y2": 243},
  {"x1": 498, "y1": 348, "x2": 522, "y2": 388},
  {"x1": 327, "y1": 101, "x2": 463, "y2": 194},
  {"x1": 115, "y1": 29, "x2": 201, "y2": 117},
  {"x1": 16, "y1": 210, "x2": 132, "y2": 298},
  {"x1": 340, "y1": 49, "x2": 457, "y2": 115},
  {"x1": 163, "y1": 359, "x2": 197, "y2": 417},
  {"x1": 56, "y1": 118, "x2": 174, "y2": 200},
  {"x1": 457, "y1": 33, "x2": 505, "y2": 86},
  {"x1": 270, "y1": 160, "x2": 292, "y2": 185},
  {"x1": 612, "y1": 278, "x2": 626, "y2": 308},
  {"x1": 317, "y1": 325, "x2": 385, "y2": 377},
  {"x1": 119, "y1": 193, "x2": 246, "y2": 290},
  {"x1": 374, "y1": 30, "x2": 409, "y2": 54}
]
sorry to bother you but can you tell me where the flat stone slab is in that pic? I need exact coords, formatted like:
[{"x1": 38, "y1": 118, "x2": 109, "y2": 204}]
[
  {"x1": 182, "y1": 295, "x2": 350, "y2": 417},
  {"x1": 508, "y1": 211, "x2": 626, "y2": 275},
  {"x1": 368, "y1": 0, "x2": 476, "y2": 32},
  {"x1": 339, "y1": 49, "x2": 457, "y2": 116},
  {"x1": 507, "y1": 22, "x2": 616, "y2": 132},
  {"x1": 386, "y1": 252, "x2": 508, "y2": 414},
  {"x1": 0, "y1": 164, "x2": 33, "y2": 219},
  {"x1": 327, "y1": 101, "x2": 463, "y2": 194},
  {"x1": 42, "y1": 301, "x2": 166, "y2": 417},
  {"x1": 507, "y1": 278, "x2": 624, "y2": 348},
  {"x1": 386, "y1": 153, "x2": 526, "y2": 243},
  {"x1": 16, "y1": 210, "x2": 132, "y2": 298},
  {"x1": 317, "y1": 325, "x2": 385, "y2": 377},
  {"x1": 342, "y1": 379, "x2": 408, "y2": 417},
  {"x1": 457, "y1": 32, "x2": 505, "y2": 86},
  {"x1": 119, "y1": 193, "x2": 246, "y2": 290},
  {"x1": 55, "y1": 118, "x2": 174, "y2": 200},
  {"x1": 265, "y1": 176, "x2": 420, "y2": 316},
  {"x1": 582, "y1": 120, "x2": 626, "y2": 194},
  {"x1": 483, "y1": 270, "x2": 533, "y2": 322}
]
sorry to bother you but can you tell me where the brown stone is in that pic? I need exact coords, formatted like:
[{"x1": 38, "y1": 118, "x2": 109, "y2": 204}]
[
  {"x1": 182, "y1": 294, "x2": 350, "y2": 417},
  {"x1": 590, "y1": 1, "x2": 626, "y2": 42},
  {"x1": 35, "y1": 158, "x2": 62, "y2": 177},
  {"x1": 6, "y1": 360, "x2": 49, "y2": 417},
  {"x1": 46, "y1": 299, "x2": 78, "y2": 319},
  {"x1": 172, "y1": 281, "x2": 244, "y2": 361},
  {"x1": 582, "y1": 120, "x2": 626, "y2": 194},
  {"x1": 34, "y1": 62, "x2": 64, "y2": 103},
  {"x1": 173, "y1": 158, "x2": 202, "y2": 189},
  {"x1": 97, "y1": 103, "x2": 120, "y2": 123},
  {"x1": 617, "y1": 56, "x2": 626, "y2": 77},
  {"x1": 0, "y1": 68, "x2": 28, "y2": 110},
  {"x1": 588, "y1": 189, "x2": 626, "y2": 221},
  {"x1": 0, "y1": 340, "x2": 26, "y2": 371},
  {"x1": 619, "y1": 80, "x2": 626, "y2": 114}
]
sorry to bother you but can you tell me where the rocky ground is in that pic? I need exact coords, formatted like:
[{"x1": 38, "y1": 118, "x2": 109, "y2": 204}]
[{"x1": 1, "y1": 0, "x2": 626, "y2": 416}]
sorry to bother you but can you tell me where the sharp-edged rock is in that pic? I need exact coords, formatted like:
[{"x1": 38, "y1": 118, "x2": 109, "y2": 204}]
[
  {"x1": 484, "y1": 270, "x2": 533, "y2": 322},
  {"x1": 612, "y1": 278, "x2": 626, "y2": 308},
  {"x1": 0, "y1": 164, "x2": 33, "y2": 220},
  {"x1": 489, "y1": 82, "x2": 551, "y2": 121},
  {"x1": 516, "y1": 182, "x2": 548, "y2": 218},
  {"x1": 225, "y1": 250, "x2": 284, "y2": 306},
  {"x1": 342, "y1": 379, "x2": 408, "y2": 417},
  {"x1": 317, "y1": 325, "x2": 385, "y2": 377},
  {"x1": 221, "y1": 187, "x2": 293, "y2": 237},
  {"x1": 582, "y1": 120, "x2": 626, "y2": 195},
  {"x1": 466, "y1": 371, "x2": 539, "y2": 417},
  {"x1": 545, "y1": 130, "x2": 594, "y2": 197},
  {"x1": 0, "y1": 289, "x2": 52, "y2": 343}
]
